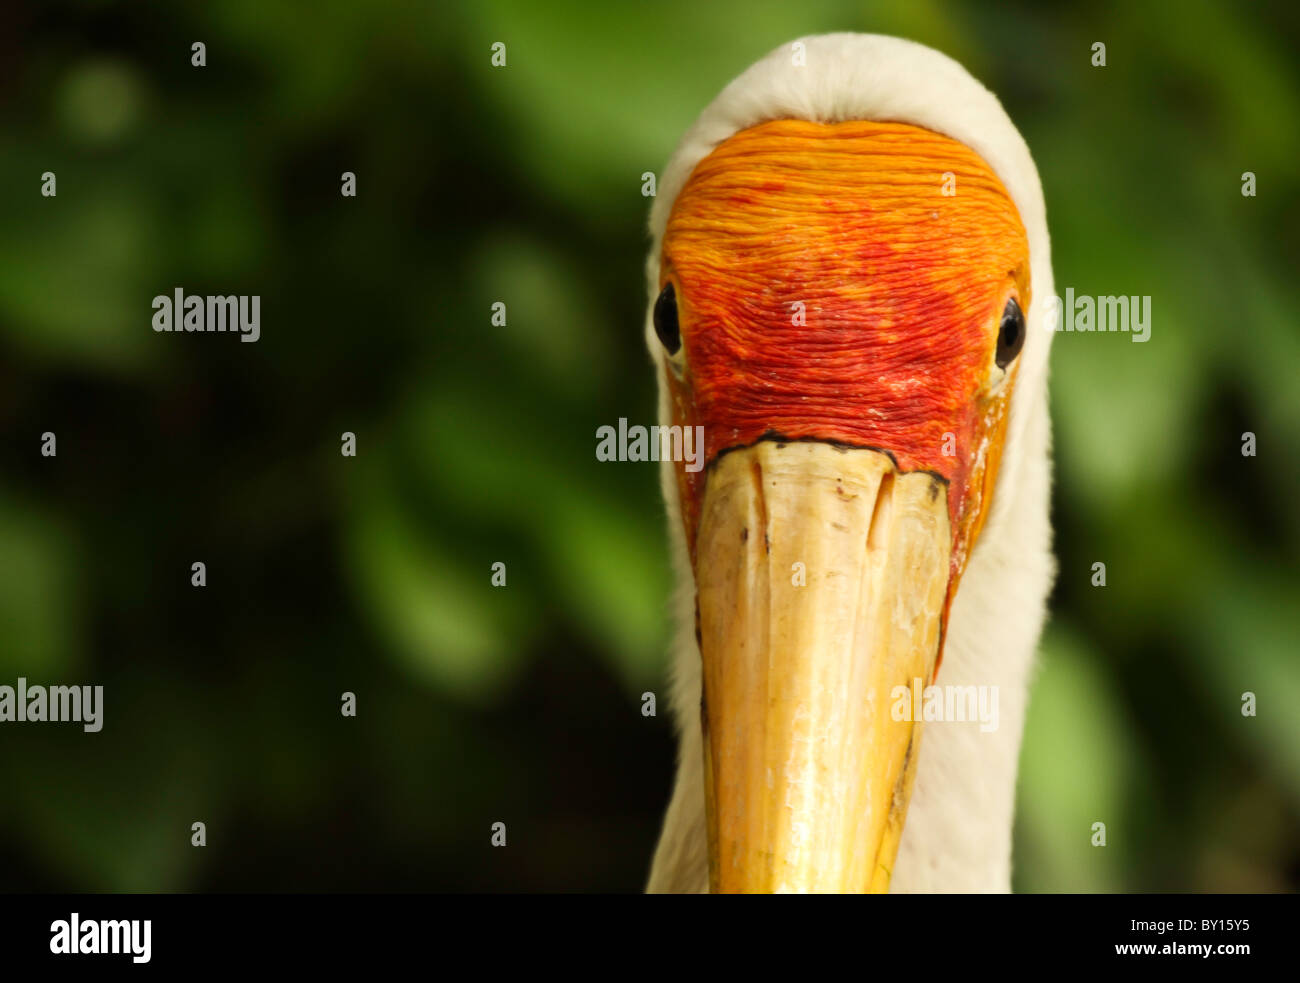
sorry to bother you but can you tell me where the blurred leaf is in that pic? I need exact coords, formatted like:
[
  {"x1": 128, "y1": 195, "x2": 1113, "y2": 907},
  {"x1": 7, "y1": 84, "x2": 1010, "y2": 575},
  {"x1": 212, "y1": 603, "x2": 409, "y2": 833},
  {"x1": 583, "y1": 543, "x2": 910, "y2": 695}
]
[
  {"x1": 344, "y1": 459, "x2": 536, "y2": 702},
  {"x1": 55, "y1": 58, "x2": 147, "y2": 144},
  {"x1": 0, "y1": 493, "x2": 81, "y2": 679},
  {"x1": 1015, "y1": 624, "x2": 1139, "y2": 892},
  {"x1": 0, "y1": 185, "x2": 160, "y2": 372}
]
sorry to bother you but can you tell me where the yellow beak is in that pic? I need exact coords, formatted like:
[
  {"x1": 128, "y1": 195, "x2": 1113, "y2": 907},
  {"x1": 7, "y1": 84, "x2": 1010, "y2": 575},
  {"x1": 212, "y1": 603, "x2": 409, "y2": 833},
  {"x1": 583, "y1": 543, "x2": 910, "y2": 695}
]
[{"x1": 695, "y1": 441, "x2": 952, "y2": 893}]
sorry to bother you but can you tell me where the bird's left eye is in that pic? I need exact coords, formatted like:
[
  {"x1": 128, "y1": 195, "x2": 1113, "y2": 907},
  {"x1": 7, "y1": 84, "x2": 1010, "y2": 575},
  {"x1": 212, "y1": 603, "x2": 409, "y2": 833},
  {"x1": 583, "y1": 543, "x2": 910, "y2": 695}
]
[
  {"x1": 654, "y1": 283, "x2": 682, "y2": 355},
  {"x1": 996, "y1": 297, "x2": 1025, "y2": 369}
]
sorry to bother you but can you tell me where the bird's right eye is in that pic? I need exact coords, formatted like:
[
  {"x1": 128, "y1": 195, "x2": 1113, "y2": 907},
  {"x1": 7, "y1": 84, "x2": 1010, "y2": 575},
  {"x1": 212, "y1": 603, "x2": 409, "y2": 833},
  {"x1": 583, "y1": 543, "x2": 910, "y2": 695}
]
[
  {"x1": 995, "y1": 296, "x2": 1025, "y2": 369},
  {"x1": 654, "y1": 283, "x2": 681, "y2": 355}
]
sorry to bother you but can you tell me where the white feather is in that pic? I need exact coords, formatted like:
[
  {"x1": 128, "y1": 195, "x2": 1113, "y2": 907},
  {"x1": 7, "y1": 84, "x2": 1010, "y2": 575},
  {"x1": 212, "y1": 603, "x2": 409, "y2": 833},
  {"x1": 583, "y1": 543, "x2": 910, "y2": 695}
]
[{"x1": 644, "y1": 33, "x2": 1056, "y2": 893}]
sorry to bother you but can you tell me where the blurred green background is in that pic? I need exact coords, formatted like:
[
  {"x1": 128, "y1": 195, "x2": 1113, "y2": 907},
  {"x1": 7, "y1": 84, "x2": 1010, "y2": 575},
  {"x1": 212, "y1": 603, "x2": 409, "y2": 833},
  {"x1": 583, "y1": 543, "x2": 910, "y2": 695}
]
[{"x1": 1, "y1": 0, "x2": 1297, "y2": 892}]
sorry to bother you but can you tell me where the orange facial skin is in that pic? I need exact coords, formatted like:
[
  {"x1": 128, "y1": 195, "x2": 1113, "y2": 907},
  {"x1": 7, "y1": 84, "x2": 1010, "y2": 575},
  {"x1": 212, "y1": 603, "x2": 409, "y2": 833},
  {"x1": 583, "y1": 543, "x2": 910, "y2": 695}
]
[{"x1": 660, "y1": 120, "x2": 1031, "y2": 611}]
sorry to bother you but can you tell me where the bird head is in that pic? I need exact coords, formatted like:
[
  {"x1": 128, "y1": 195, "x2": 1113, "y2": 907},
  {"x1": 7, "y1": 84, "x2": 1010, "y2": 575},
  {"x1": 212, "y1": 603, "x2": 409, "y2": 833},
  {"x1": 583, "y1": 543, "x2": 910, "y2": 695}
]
[{"x1": 645, "y1": 36, "x2": 1053, "y2": 894}]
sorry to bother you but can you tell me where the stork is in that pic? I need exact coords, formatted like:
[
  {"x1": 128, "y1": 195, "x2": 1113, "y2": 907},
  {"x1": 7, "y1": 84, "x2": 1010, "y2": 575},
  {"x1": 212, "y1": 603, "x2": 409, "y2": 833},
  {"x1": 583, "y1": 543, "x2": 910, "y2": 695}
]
[{"x1": 643, "y1": 34, "x2": 1056, "y2": 893}]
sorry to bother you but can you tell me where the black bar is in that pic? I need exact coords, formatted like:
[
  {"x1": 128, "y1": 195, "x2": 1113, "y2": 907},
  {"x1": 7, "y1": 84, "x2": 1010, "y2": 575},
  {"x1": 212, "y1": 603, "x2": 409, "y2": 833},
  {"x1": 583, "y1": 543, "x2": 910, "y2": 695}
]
[{"x1": 0, "y1": 893, "x2": 1290, "y2": 971}]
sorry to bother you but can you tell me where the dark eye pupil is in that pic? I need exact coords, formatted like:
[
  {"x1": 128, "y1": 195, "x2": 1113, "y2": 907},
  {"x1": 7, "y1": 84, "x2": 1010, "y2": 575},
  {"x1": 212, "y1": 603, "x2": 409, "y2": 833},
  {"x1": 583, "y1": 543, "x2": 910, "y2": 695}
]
[
  {"x1": 654, "y1": 283, "x2": 681, "y2": 355},
  {"x1": 996, "y1": 297, "x2": 1025, "y2": 369}
]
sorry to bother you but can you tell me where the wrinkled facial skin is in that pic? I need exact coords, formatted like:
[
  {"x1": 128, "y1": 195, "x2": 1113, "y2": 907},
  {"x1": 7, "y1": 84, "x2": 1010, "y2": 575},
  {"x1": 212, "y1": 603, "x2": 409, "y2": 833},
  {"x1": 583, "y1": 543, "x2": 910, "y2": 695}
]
[{"x1": 658, "y1": 119, "x2": 1031, "y2": 630}]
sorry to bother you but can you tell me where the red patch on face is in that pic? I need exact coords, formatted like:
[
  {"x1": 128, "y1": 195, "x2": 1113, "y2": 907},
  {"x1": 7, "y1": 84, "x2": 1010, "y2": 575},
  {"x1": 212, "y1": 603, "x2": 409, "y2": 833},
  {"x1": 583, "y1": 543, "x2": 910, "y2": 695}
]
[{"x1": 661, "y1": 119, "x2": 1030, "y2": 580}]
